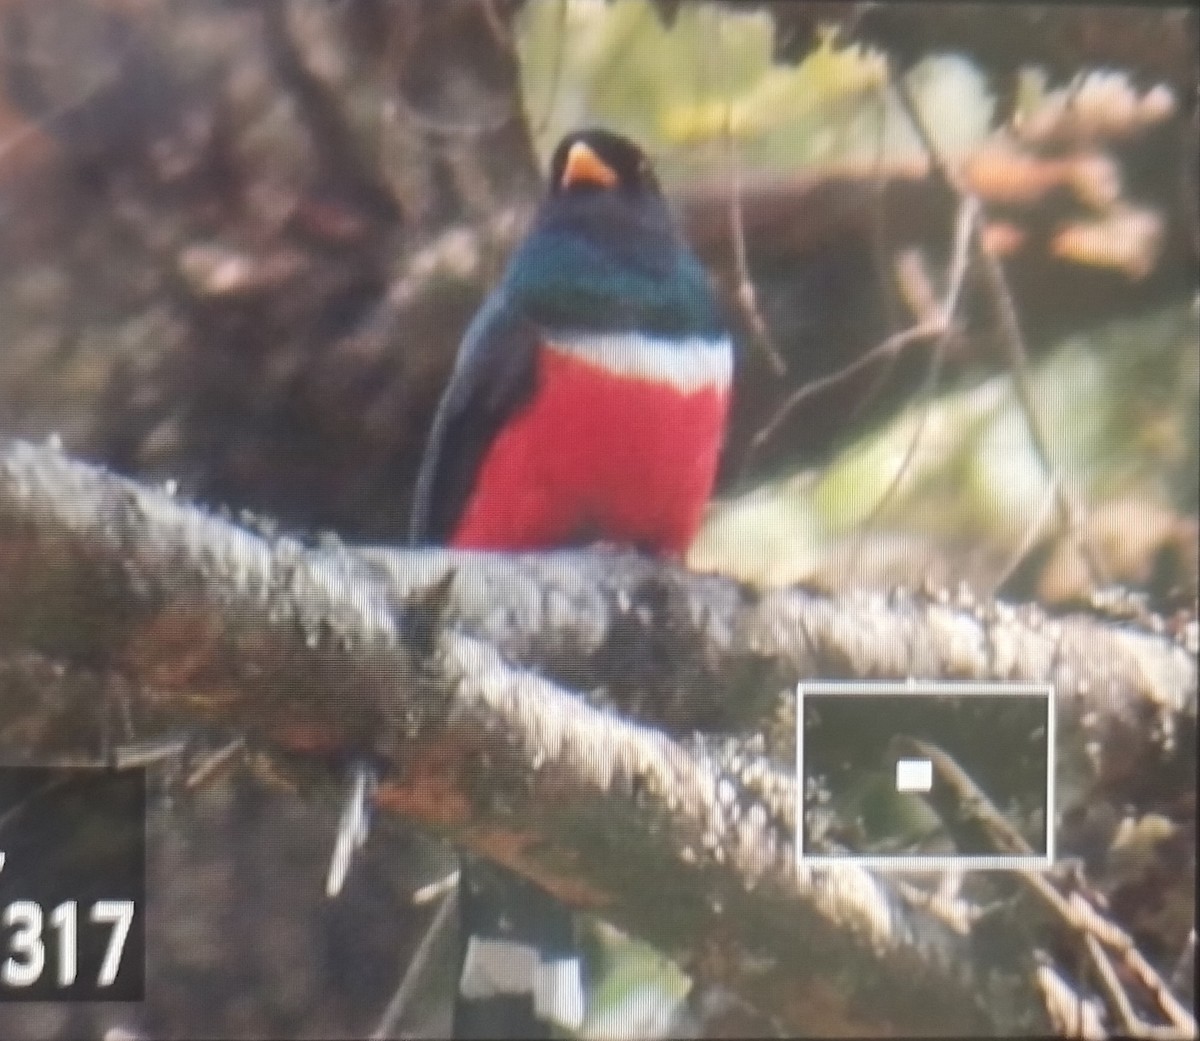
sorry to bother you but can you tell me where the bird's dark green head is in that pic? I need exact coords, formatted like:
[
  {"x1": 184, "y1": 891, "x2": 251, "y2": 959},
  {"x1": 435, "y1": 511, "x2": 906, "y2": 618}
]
[{"x1": 506, "y1": 129, "x2": 724, "y2": 339}]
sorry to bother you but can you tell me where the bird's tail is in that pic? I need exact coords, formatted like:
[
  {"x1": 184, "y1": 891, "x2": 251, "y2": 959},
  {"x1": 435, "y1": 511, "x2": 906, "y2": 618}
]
[{"x1": 455, "y1": 857, "x2": 584, "y2": 1039}]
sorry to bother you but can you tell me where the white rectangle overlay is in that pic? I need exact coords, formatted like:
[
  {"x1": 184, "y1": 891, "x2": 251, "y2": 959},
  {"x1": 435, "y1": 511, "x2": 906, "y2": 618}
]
[
  {"x1": 796, "y1": 681, "x2": 1055, "y2": 869},
  {"x1": 896, "y1": 757, "x2": 934, "y2": 793}
]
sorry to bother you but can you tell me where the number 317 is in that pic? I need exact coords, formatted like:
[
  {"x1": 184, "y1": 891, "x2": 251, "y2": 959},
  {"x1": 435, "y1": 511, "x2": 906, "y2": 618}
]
[{"x1": 3, "y1": 900, "x2": 134, "y2": 988}]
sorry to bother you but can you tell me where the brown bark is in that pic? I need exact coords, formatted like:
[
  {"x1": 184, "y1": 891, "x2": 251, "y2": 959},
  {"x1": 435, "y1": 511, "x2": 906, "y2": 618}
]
[{"x1": 4, "y1": 436, "x2": 1197, "y2": 1032}]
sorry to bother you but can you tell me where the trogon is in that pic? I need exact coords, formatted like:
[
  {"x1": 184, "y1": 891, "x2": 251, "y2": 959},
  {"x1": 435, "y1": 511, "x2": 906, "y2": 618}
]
[{"x1": 410, "y1": 128, "x2": 733, "y2": 1038}]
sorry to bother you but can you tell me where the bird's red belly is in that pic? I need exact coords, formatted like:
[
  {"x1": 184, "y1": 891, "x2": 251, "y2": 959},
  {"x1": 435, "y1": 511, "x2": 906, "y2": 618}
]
[{"x1": 451, "y1": 344, "x2": 730, "y2": 554}]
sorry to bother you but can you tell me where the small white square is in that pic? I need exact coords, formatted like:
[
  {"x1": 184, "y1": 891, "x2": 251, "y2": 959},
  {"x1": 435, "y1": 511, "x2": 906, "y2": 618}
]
[{"x1": 895, "y1": 758, "x2": 933, "y2": 793}]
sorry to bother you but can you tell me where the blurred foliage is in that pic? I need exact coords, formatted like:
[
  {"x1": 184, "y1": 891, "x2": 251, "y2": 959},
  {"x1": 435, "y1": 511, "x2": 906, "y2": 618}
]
[
  {"x1": 693, "y1": 302, "x2": 1199, "y2": 591},
  {"x1": 517, "y1": 0, "x2": 994, "y2": 180},
  {"x1": 580, "y1": 922, "x2": 691, "y2": 1038},
  {"x1": 0, "y1": 2, "x2": 1195, "y2": 1037},
  {"x1": 516, "y1": 1, "x2": 1198, "y2": 613}
]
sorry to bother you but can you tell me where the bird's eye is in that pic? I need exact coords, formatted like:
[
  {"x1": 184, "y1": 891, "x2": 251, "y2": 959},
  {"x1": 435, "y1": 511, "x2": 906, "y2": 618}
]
[{"x1": 637, "y1": 157, "x2": 659, "y2": 190}]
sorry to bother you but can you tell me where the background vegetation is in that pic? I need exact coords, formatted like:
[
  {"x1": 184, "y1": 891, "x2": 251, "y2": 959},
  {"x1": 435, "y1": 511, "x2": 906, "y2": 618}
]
[{"x1": 0, "y1": 2, "x2": 1195, "y2": 1037}]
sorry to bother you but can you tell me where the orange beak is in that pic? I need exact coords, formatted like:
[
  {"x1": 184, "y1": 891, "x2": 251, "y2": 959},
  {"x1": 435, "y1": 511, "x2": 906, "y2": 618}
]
[{"x1": 561, "y1": 141, "x2": 618, "y2": 189}]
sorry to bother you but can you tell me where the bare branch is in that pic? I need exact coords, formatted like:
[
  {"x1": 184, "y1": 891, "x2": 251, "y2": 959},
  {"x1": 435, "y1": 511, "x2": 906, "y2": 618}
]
[{"x1": 2, "y1": 437, "x2": 1196, "y2": 1032}]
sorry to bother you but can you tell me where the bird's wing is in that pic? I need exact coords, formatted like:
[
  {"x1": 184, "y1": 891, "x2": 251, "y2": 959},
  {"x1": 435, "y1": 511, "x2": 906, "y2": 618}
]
[{"x1": 409, "y1": 289, "x2": 541, "y2": 544}]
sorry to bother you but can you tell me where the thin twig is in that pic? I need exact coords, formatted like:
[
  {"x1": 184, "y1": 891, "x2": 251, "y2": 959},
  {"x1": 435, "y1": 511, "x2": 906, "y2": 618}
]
[
  {"x1": 743, "y1": 185, "x2": 975, "y2": 479},
  {"x1": 851, "y1": 85, "x2": 929, "y2": 426},
  {"x1": 890, "y1": 66, "x2": 1108, "y2": 591},
  {"x1": 1085, "y1": 933, "x2": 1156, "y2": 1039},
  {"x1": 744, "y1": 316, "x2": 942, "y2": 466},
  {"x1": 842, "y1": 204, "x2": 973, "y2": 551},
  {"x1": 370, "y1": 886, "x2": 458, "y2": 1039},
  {"x1": 110, "y1": 735, "x2": 190, "y2": 771},
  {"x1": 978, "y1": 244, "x2": 1109, "y2": 587},
  {"x1": 989, "y1": 472, "x2": 1062, "y2": 594},
  {"x1": 893, "y1": 736, "x2": 1035, "y2": 857},
  {"x1": 411, "y1": 869, "x2": 460, "y2": 906},
  {"x1": 906, "y1": 735, "x2": 1198, "y2": 1037},
  {"x1": 1036, "y1": 962, "x2": 1107, "y2": 1039},
  {"x1": 894, "y1": 879, "x2": 975, "y2": 935},
  {"x1": 326, "y1": 762, "x2": 374, "y2": 899},
  {"x1": 1026, "y1": 879, "x2": 1198, "y2": 1035},
  {"x1": 844, "y1": 326, "x2": 947, "y2": 546},
  {"x1": 723, "y1": 108, "x2": 787, "y2": 376},
  {"x1": 185, "y1": 737, "x2": 246, "y2": 790},
  {"x1": 1168, "y1": 928, "x2": 1195, "y2": 996}
]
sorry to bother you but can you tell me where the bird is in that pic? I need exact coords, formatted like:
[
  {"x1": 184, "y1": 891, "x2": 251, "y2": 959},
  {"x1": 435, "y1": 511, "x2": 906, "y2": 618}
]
[{"x1": 411, "y1": 128, "x2": 733, "y2": 1039}]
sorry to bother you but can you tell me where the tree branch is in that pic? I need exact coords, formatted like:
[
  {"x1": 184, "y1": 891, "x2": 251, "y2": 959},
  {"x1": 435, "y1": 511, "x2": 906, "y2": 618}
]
[{"x1": 2, "y1": 436, "x2": 1195, "y2": 1033}]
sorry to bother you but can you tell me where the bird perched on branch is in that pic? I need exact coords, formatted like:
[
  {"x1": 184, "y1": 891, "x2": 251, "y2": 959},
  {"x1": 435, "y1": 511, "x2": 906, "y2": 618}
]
[{"x1": 411, "y1": 128, "x2": 733, "y2": 1038}]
